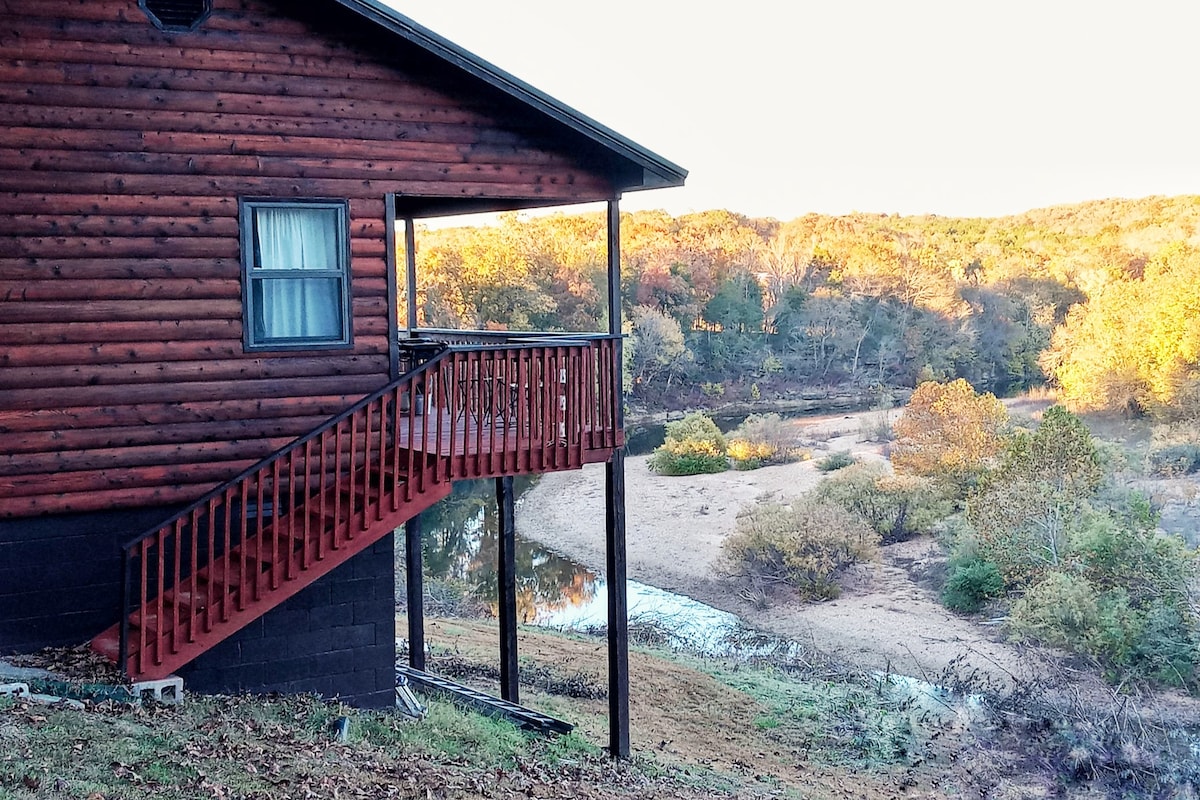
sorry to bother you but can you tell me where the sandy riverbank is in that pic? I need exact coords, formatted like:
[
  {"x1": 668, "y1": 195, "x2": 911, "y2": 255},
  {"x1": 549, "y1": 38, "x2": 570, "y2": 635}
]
[{"x1": 515, "y1": 412, "x2": 1033, "y2": 682}]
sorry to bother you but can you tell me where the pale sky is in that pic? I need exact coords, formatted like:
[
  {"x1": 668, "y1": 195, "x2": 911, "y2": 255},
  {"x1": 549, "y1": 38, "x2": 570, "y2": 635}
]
[{"x1": 388, "y1": 0, "x2": 1200, "y2": 221}]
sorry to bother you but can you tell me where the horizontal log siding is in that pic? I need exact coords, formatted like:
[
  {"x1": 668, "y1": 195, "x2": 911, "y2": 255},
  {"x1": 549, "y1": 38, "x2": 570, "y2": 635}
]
[{"x1": 0, "y1": 0, "x2": 618, "y2": 517}]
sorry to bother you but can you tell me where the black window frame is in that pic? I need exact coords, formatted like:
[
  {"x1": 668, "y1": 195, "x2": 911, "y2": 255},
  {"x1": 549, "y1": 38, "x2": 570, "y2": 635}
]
[
  {"x1": 239, "y1": 198, "x2": 354, "y2": 353},
  {"x1": 139, "y1": 0, "x2": 213, "y2": 32}
]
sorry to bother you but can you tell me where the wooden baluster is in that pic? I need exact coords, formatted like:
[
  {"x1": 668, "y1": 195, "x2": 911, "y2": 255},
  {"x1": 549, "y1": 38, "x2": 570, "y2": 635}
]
[
  {"x1": 285, "y1": 450, "x2": 296, "y2": 580},
  {"x1": 238, "y1": 482, "x2": 249, "y2": 612},
  {"x1": 362, "y1": 403, "x2": 373, "y2": 524},
  {"x1": 222, "y1": 488, "x2": 233, "y2": 622},
  {"x1": 584, "y1": 343, "x2": 596, "y2": 449},
  {"x1": 139, "y1": 538, "x2": 149, "y2": 675},
  {"x1": 518, "y1": 351, "x2": 529, "y2": 471},
  {"x1": 205, "y1": 498, "x2": 216, "y2": 634},
  {"x1": 333, "y1": 423, "x2": 343, "y2": 550},
  {"x1": 550, "y1": 347, "x2": 559, "y2": 465},
  {"x1": 392, "y1": 385, "x2": 402, "y2": 511},
  {"x1": 155, "y1": 528, "x2": 166, "y2": 665},
  {"x1": 188, "y1": 509, "x2": 200, "y2": 642},
  {"x1": 576, "y1": 347, "x2": 585, "y2": 462},
  {"x1": 474, "y1": 351, "x2": 485, "y2": 478},
  {"x1": 379, "y1": 393, "x2": 389, "y2": 519},
  {"x1": 302, "y1": 440, "x2": 312, "y2": 571},
  {"x1": 438, "y1": 357, "x2": 450, "y2": 482},
  {"x1": 348, "y1": 412, "x2": 359, "y2": 534},
  {"x1": 254, "y1": 470, "x2": 266, "y2": 600},
  {"x1": 318, "y1": 431, "x2": 329, "y2": 560},
  {"x1": 417, "y1": 370, "x2": 429, "y2": 497},
  {"x1": 170, "y1": 519, "x2": 182, "y2": 654},
  {"x1": 595, "y1": 341, "x2": 605, "y2": 447},
  {"x1": 270, "y1": 460, "x2": 281, "y2": 590}
]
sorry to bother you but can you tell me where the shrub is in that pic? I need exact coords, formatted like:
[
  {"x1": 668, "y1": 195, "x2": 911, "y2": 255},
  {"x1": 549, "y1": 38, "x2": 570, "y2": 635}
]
[
  {"x1": 727, "y1": 439, "x2": 772, "y2": 470},
  {"x1": 663, "y1": 412, "x2": 727, "y2": 450},
  {"x1": 1009, "y1": 567, "x2": 1200, "y2": 689},
  {"x1": 859, "y1": 410, "x2": 895, "y2": 443},
  {"x1": 647, "y1": 412, "x2": 728, "y2": 476},
  {"x1": 815, "y1": 462, "x2": 947, "y2": 544},
  {"x1": 816, "y1": 451, "x2": 855, "y2": 472},
  {"x1": 967, "y1": 407, "x2": 1105, "y2": 585},
  {"x1": 941, "y1": 559, "x2": 1004, "y2": 613},
  {"x1": 722, "y1": 499, "x2": 879, "y2": 601},
  {"x1": 1146, "y1": 443, "x2": 1200, "y2": 476},
  {"x1": 1125, "y1": 601, "x2": 1199, "y2": 688},
  {"x1": 647, "y1": 446, "x2": 728, "y2": 475},
  {"x1": 1009, "y1": 571, "x2": 1100, "y2": 649},
  {"x1": 726, "y1": 413, "x2": 798, "y2": 470}
]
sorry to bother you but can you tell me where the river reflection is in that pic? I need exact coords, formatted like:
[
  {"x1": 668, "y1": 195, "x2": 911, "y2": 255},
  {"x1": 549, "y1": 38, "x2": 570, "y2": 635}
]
[
  {"x1": 421, "y1": 478, "x2": 599, "y2": 623},
  {"x1": 417, "y1": 477, "x2": 751, "y2": 651}
]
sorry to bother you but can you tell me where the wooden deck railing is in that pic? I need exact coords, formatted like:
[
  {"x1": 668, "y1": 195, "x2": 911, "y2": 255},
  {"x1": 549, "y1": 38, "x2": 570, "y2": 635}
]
[{"x1": 112, "y1": 335, "x2": 620, "y2": 678}]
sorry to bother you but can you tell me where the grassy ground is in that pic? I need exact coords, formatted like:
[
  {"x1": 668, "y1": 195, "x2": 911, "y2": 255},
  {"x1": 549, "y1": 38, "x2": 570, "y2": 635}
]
[
  {"x1": 4, "y1": 618, "x2": 1198, "y2": 799},
  {"x1": 0, "y1": 690, "x2": 729, "y2": 800},
  {"x1": 0, "y1": 618, "x2": 936, "y2": 800}
]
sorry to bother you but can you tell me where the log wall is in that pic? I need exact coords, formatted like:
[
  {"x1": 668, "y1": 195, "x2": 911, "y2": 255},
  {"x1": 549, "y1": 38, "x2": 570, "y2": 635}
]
[{"x1": 0, "y1": 0, "x2": 618, "y2": 517}]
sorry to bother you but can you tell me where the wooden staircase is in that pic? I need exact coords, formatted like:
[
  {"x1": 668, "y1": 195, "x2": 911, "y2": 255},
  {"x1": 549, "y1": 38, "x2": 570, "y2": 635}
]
[{"x1": 89, "y1": 337, "x2": 623, "y2": 682}]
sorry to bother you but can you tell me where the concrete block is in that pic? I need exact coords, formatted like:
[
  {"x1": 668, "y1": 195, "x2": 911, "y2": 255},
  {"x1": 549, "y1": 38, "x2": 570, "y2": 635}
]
[
  {"x1": 131, "y1": 676, "x2": 183, "y2": 705},
  {"x1": 0, "y1": 682, "x2": 29, "y2": 699}
]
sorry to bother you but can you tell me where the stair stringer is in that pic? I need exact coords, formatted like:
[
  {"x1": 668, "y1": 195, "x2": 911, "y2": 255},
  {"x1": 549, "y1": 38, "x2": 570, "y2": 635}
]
[{"x1": 90, "y1": 470, "x2": 453, "y2": 682}]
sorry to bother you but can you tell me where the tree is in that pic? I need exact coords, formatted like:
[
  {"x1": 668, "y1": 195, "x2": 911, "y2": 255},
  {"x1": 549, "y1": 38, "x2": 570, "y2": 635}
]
[
  {"x1": 703, "y1": 269, "x2": 765, "y2": 333},
  {"x1": 628, "y1": 304, "x2": 691, "y2": 393},
  {"x1": 891, "y1": 379, "x2": 1008, "y2": 490}
]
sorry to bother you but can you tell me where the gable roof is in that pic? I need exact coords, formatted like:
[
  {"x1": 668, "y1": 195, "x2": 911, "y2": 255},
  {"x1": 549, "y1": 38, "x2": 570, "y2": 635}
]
[{"x1": 333, "y1": 0, "x2": 687, "y2": 195}]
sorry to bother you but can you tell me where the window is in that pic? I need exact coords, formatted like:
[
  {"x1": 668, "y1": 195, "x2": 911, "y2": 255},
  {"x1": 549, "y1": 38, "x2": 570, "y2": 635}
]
[
  {"x1": 240, "y1": 199, "x2": 352, "y2": 350},
  {"x1": 140, "y1": 0, "x2": 212, "y2": 31}
]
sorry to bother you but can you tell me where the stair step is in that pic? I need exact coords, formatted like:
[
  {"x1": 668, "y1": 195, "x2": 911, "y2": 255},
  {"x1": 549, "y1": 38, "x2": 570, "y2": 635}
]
[{"x1": 88, "y1": 445, "x2": 452, "y2": 681}]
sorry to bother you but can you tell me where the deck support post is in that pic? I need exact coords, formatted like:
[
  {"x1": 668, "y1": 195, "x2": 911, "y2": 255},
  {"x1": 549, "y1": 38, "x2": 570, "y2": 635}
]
[
  {"x1": 405, "y1": 513, "x2": 425, "y2": 671},
  {"x1": 496, "y1": 476, "x2": 520, "y2": 703},
  {"x1": 604, "y1": 197, "x2": 631, "y2": 759},
  {"x1": 403, "y1": 216, "x2": 418, "y2": 335},
  {"x1": 386, "y1": 195, "x2": 401, "y2": 378}
]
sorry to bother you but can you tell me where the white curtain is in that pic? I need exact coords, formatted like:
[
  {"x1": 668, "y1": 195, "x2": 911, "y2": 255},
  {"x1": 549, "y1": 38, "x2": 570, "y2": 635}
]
[{"x1": 254, "y1": 207, "x2": 342, "y2": 340}]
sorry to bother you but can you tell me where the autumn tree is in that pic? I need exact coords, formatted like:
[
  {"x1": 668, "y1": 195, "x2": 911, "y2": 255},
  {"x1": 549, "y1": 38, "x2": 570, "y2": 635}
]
[
  {"x1": 1042, "y1": 242, "x2": 1200, "y2": 415},
  {"x1": 891, "y1": 379, "x2": 1009, "y2": 490}
]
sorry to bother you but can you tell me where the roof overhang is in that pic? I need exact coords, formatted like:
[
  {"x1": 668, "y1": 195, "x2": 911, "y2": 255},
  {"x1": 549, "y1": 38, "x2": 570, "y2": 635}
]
[{"x1": 331, "y1": 0, "x2": 688, "y2": 201}]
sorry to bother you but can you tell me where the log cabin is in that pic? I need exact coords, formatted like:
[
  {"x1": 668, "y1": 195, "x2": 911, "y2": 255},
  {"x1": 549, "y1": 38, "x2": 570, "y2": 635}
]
[{"x1": 0, "y1": 0, "x2": 685, "y2": 755}]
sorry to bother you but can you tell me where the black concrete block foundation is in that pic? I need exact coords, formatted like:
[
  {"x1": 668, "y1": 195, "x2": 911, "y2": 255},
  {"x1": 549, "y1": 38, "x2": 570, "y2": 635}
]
[{"x1": 1, "y1": 511, "x2": 397, "y2": 709}]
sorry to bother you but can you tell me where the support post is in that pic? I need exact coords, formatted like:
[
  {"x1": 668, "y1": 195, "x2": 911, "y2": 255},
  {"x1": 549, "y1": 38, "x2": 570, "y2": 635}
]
[
  {"x1": 404, "y1": 217, "x2": 419, "y2": 335},
  {"x1": 385, "y1": 194, "x2": 401, "y2": 378},
  {"x1": 496, "y1": 476, "x2": 519, "y2": 703},
  {"x1": 405, "y1": 514, "x2": 425, "y2": 671},
  {"x1": 604, "y1": 198, "x2": 631, "y2": 759}
]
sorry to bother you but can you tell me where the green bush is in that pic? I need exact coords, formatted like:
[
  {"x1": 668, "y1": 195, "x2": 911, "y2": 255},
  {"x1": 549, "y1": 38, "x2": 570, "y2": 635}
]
[
  {"x1": 816, "y1": 451, "x2": 855, "y2": 472},
  {"x1": 1126, "y1": 601, "x2": 1199, "y2": 688},
  {"x1": 647, "y1": 447, "x2": 728, "y2": 475},
  {"x1": 1009, "y1": 571, "x2": 1100, "y2": 649},
  {"x1": 814, "y1": 462, "x2": 947, "y2": 543},
  {"x1": 663, "y1": 412, "x2": 728, "y2": 450},
  {"x1": 647, "y1": 412, "x2": 729, "y2": 476},
  {"x1": 941, "y1": 559, "x2": 1005, "y2": 613},
  {"x1": 722, "y1": 499, "x2": 879, "y2": 601},
  {"x1": 1146, "y1": 443, "x2": 1200, "y2": 476},
  {"x1": 1009, "y1": 565, "x2": 1200, "y2": 689}
]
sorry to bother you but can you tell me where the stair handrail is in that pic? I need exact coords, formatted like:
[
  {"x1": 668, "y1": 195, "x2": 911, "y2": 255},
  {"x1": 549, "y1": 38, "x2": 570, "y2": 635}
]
[{"x1": 118, "y1": 345, "x2": 450, "y2": 553}]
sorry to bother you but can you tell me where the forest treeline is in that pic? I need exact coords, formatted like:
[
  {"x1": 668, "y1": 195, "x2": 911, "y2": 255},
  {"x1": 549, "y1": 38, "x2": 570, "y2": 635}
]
[{"x1": 410, "y1": 195, "x2": 1200, "y2": 415}]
